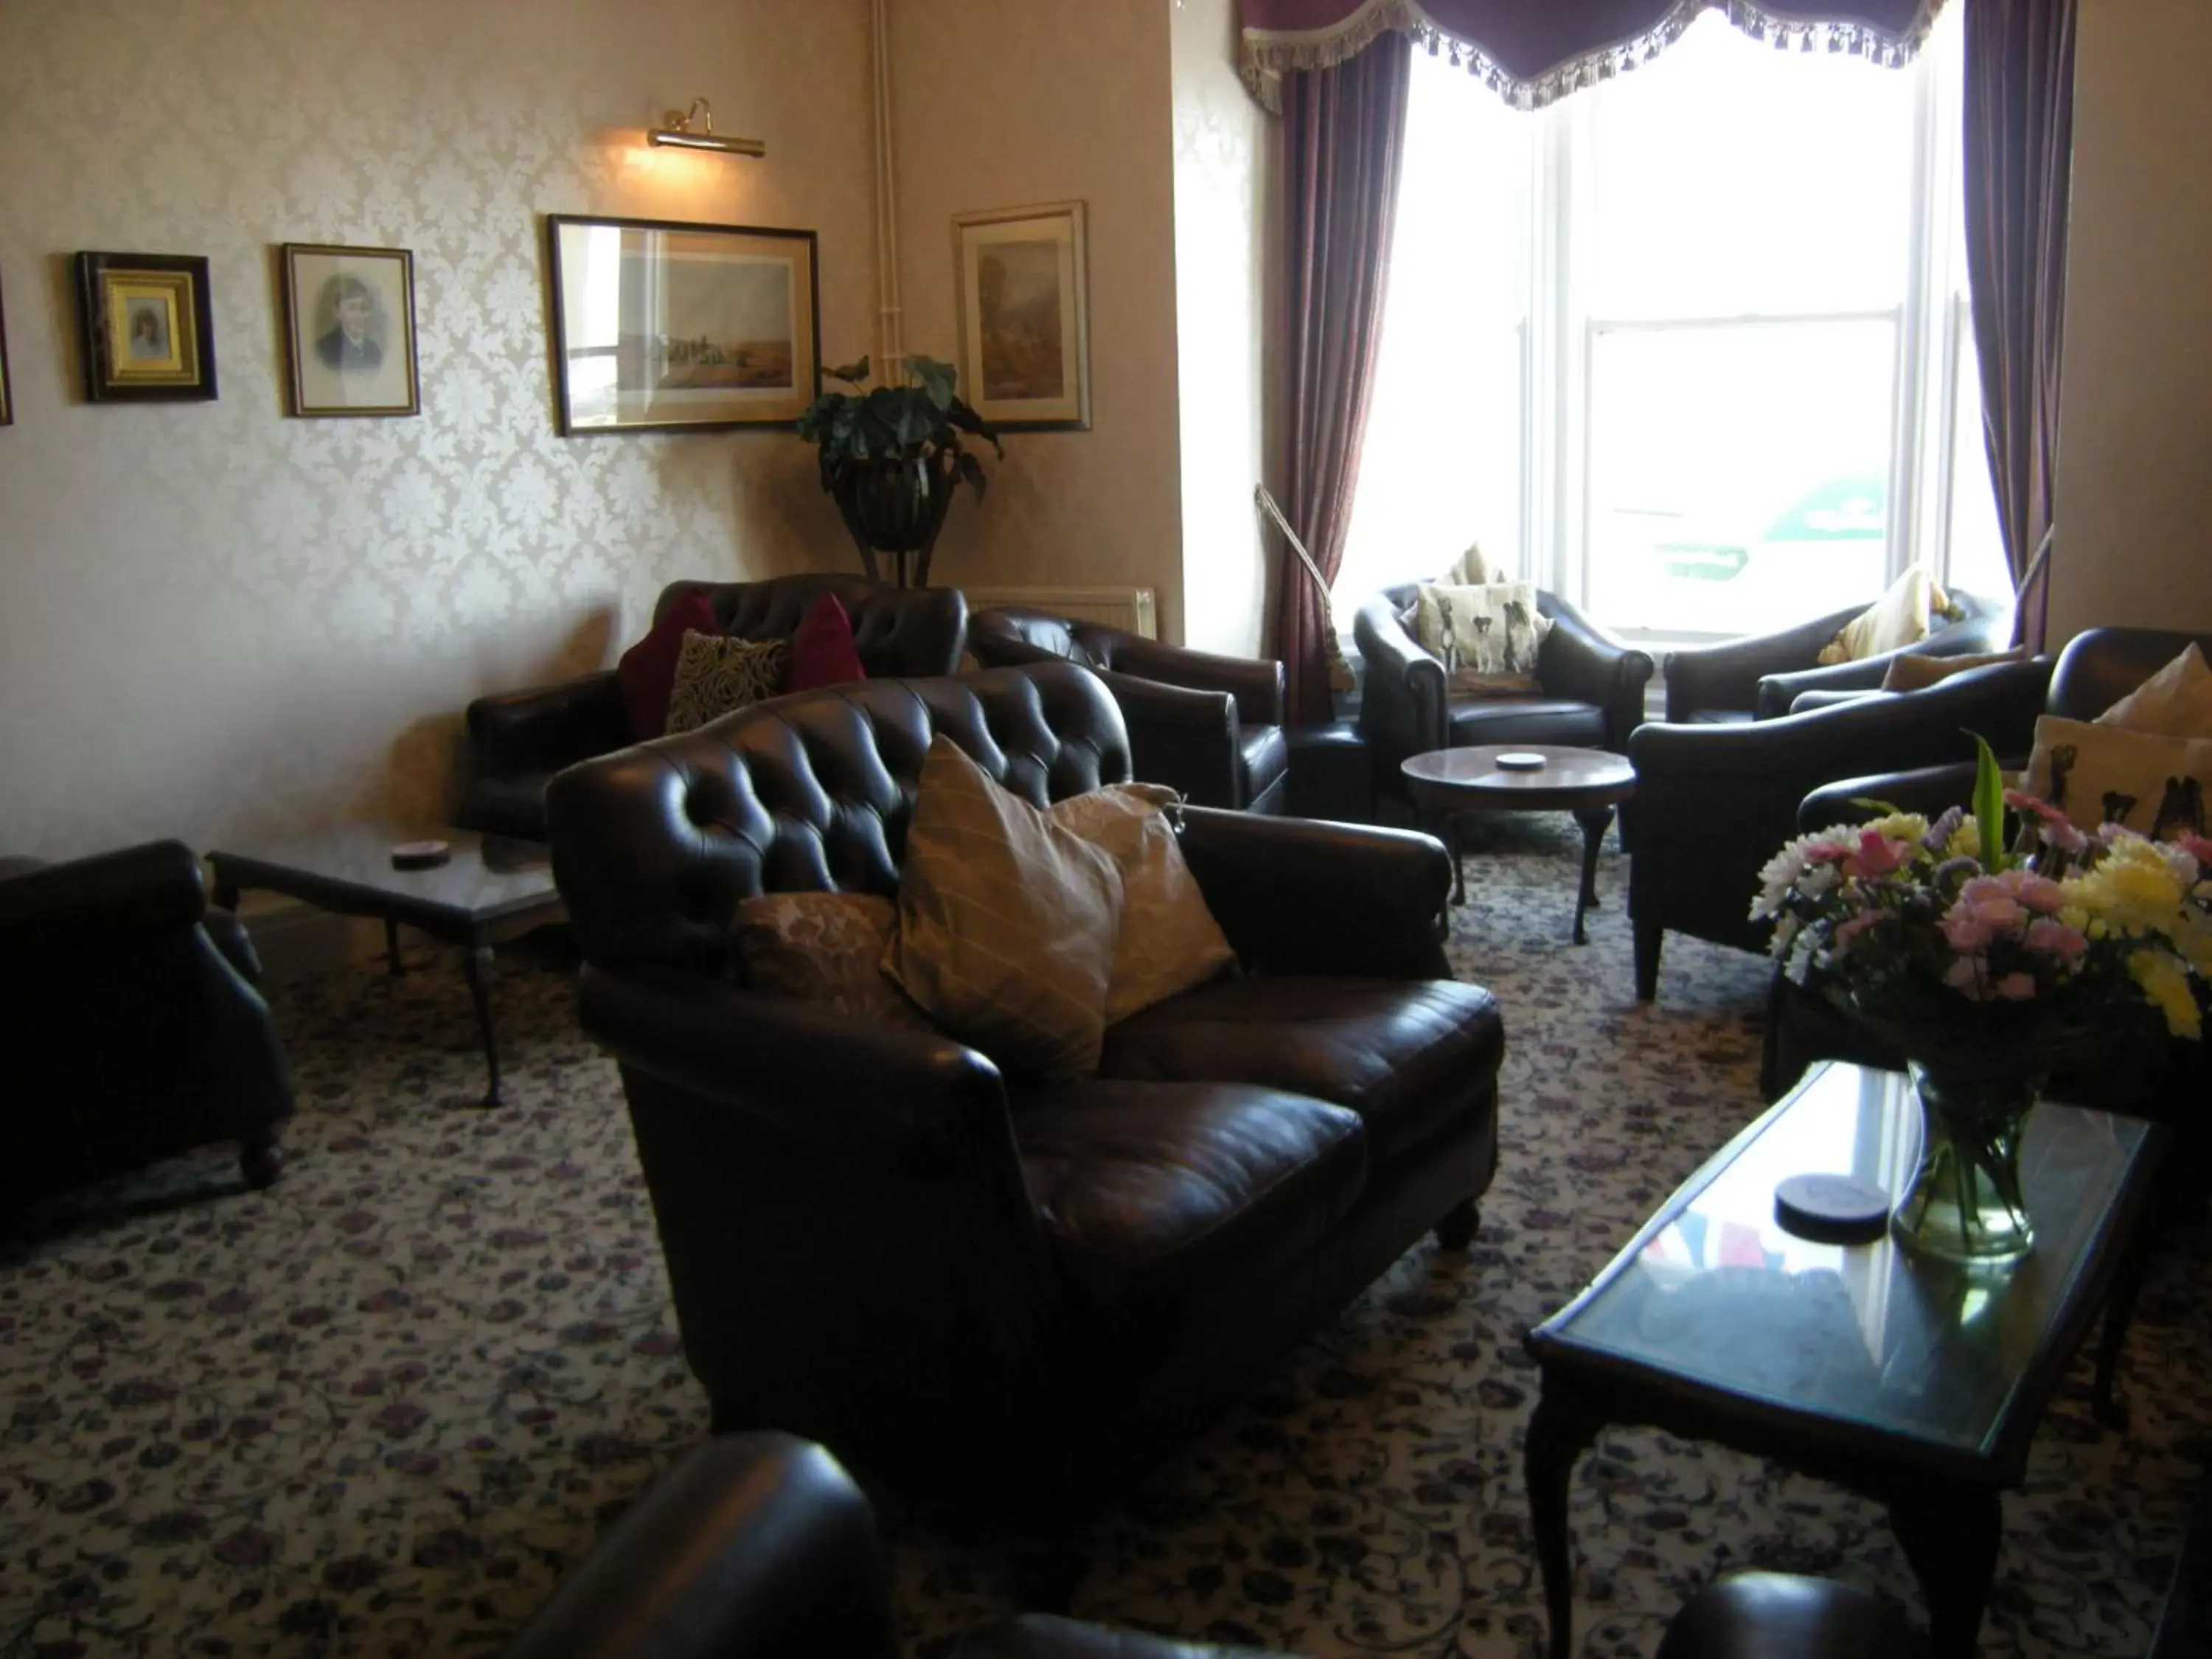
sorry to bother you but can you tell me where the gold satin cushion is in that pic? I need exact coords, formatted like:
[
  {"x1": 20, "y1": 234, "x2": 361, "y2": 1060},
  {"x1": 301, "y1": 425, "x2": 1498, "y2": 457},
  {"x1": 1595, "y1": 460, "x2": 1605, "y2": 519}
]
[
  {"x1": 1815, "y1": 569, "x2": 1947, "y2": 666},
  {"x1": 885, "y1": 737, "x2": 1124, "y2": 1080},
  {"x1": 1046, "y1": 783, "x2": 1237, "y2": 1025},
  {"x1": 731, "y1": 891, "x2": 934, "y2": 1032},
  {"x1": 664, "y1": 632, "x2": 788, "y2": 734}
]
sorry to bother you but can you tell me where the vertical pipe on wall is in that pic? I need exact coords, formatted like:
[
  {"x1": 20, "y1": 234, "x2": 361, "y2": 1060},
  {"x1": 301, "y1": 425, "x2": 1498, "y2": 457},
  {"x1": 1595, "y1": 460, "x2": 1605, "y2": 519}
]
[{"x1": 870, "y1": 0, "x2": 904, "y2": 376}]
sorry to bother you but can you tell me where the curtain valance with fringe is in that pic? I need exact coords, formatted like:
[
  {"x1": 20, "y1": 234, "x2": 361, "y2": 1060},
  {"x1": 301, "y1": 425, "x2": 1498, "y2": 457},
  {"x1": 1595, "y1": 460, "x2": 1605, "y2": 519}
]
[{"x1": 1239, "y1": 0, "x2": 1947, "y2": 111}]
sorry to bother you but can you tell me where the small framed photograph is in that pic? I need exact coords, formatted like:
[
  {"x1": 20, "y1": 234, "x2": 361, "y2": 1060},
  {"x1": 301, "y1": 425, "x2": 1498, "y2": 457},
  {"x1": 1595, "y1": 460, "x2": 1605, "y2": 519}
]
[
  {"x1": 279, "y1": 243, "x2": 420, "y2": 417},
  {"x1": 0, "y1": 271, "x2": 13, "y2": 428},
  {"x1": 546, "y1": 215, "x2": 821, "y2": 435},
  {"x1": 74, "y1": 252, "x2": 218, "y2": 403},
  {"x1": 952, "y1": 201, "x2": 1091, "y2": 431}
]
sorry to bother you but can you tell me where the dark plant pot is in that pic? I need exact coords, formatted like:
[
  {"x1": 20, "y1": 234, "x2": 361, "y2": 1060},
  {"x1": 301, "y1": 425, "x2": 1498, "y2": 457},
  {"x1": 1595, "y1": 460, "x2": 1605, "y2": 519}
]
[{"x1": 831, "y1": 457, "x2": 957, "y2": 587}]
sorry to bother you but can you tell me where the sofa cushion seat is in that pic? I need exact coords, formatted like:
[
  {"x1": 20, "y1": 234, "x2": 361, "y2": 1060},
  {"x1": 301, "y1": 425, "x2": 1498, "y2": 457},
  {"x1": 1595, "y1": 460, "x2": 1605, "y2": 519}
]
[
  {"x1": 458, "y1": 771, "x2": 554, "y2": 842},
  {"x1": 1683, "y1": 709, "x2": 1753, "y2": 727},
  {"x1": 1447, "y1": 696, "x2": 1605, "y2": 749},
  {"x1": 1099, "y1": 977, "x2": 1503, "y2": 1169},
  {"x1": 1238, "y1": 723, "x2": 1290, "y2": 804},
  {"x1": 1013, "y1": 1081, "x2": 1364, "y2": 1326}
]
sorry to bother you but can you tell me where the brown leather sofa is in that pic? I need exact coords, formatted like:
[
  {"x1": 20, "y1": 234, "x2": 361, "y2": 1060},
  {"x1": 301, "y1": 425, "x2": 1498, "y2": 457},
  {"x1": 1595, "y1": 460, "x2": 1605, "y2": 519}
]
[
  {"x1": 0, "y1": 840, "x2": 293, "y2": 1228},
  {"x1": 966, "y1": 608, "x2": 1289, "y2": 812},
  {"x1": 543, "y1": 662, "x2": 1502, "y2": 1511},
  {"x1": 457, "y1": 575, "x2": 969, "y2": 841},
  {"x1": 1663, "y1": 588, "x2": 2010, "y2": 724},
  {"x1": 1625, "y1": 653, "x2": 2055, "y2": 999},
  {"x1": 1352, "y1": 585, "x2": 1655, "y2": 791}
]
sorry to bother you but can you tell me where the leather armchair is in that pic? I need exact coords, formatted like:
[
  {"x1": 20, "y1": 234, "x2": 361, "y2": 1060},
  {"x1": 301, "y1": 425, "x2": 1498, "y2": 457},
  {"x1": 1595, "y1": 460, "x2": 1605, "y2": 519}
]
[
  {"x1": 0, "y1": 840, "x2": 293, "y2": 1228},
  {"x1": 965, "y1": 608, "x2": 1288, "y2": 812},
  {"x1": 1352, "y1": 585, "x2": 1654, "y2": 788},
  {"x1": 544, "y1": 662, "x2": 1503, "y2": 1512},
  {"x1": 1624, "y1": 655, "x2": 2054, "y2": 999},
  {"x1": 1663, "y1": 588, "x2": 2010, "y2": 724},
  {"x1": 458, "y1": 575, "x2": 969, "y2": 841}
]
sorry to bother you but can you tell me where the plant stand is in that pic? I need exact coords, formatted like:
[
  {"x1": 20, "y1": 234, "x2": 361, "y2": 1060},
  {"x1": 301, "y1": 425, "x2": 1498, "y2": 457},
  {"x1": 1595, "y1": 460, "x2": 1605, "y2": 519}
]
[{"x1": 832, "y1": 459, "x2": 956, "y2": 589}]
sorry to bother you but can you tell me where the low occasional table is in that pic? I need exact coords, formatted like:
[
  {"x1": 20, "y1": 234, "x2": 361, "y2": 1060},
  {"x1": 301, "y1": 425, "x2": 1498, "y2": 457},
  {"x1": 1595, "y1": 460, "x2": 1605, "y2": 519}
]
[
  {"x1": 208, "y1": 825, "x2": 566, "y2": 1107},
  {"x1": 1522, "y1": 1061, "x2": 2166, "y2": 1659},
  {"x1": 1400, "y1": 744, "x2": 1635, "y2": 941}
]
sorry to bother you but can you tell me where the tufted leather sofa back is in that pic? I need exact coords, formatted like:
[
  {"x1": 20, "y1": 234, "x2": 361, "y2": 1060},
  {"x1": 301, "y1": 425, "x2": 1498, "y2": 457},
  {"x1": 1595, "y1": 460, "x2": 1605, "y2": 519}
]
[
  {"x1": 2049, "y1": 627, "x2": 2212, "y2": 723},
  {"x1": 967, "y1": 607, "x2": 1138, "y2": 675},
  {"x1": 546, "y1": 662, "x2": 1132, "y2": 975},
  {"x1": 653, "y1": 575, "x2": 968, "y2": 679}
]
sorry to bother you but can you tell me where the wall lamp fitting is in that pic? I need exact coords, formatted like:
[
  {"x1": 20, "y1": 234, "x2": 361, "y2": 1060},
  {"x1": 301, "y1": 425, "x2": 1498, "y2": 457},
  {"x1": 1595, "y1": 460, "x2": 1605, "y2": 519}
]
[{"x1": 647, "y1": 98, "x2": 765, "y2": 158}]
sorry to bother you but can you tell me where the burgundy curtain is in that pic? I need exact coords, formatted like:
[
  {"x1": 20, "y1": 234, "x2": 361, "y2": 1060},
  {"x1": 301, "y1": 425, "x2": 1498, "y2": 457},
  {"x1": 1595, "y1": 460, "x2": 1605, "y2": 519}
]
[
  {"x1": 1276, "y1": 32, "x2": 1413, "y2": 723},
  {"x1": 1963, "y1": 0, "x2": 2074, "y2": 651},
  {"x1": 1241, "y1": 0, "x2": 1944, "y2": 111}
]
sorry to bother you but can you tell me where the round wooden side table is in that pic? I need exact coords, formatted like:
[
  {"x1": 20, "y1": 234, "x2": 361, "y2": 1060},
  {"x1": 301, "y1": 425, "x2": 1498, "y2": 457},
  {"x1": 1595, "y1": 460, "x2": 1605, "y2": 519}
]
[{"x1": 1401, "y1": 744, "x2": 1638, "y2": 943}]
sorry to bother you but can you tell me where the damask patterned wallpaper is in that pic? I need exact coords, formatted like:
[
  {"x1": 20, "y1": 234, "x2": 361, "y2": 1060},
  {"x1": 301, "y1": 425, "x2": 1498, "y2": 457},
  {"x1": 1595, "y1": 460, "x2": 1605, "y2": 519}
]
[{"x1": 0, "y1": 0, "x2": 879, "y2": 857}]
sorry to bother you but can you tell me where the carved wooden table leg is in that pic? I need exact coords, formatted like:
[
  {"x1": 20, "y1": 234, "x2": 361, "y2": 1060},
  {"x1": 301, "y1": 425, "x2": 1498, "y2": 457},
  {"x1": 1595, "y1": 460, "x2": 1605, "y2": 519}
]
[
  {"x1": 1571, "y1": 806, "x2": 1614, "y2": 945},
  {"x1": 462, "y1": 943, "x2": 504, "y2": 1107},
  {"x1": 1525, "y1": 1391, "x2": 1604, "y2": 1659},
  {"x1": 1889, "y1": 1486, "x2": 2002, "y2": 1659}
]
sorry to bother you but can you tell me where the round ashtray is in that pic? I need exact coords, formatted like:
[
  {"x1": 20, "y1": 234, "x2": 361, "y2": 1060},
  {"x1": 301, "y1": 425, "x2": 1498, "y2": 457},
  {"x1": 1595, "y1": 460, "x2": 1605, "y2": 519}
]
[
  {"x1": 1774, "y1": 1172, "x2": 1891, "y2": 1243},
  {"x1": 1494, "y1": 751, "x2": 1548, "y2": 771},
  {"x1": 390, "y1": 839, "x2": 452, "y2": 871}
]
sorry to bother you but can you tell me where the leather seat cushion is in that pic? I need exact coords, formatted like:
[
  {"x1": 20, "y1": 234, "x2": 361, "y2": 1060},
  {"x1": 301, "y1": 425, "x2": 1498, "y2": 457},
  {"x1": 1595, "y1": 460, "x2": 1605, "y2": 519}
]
[
  {"x1": 458, "y1": 772, "x2": 552, "y2": 842},
  {"x1": 1237, "y1": 724, "x2": 1289, "y2": 804},
  {"x1": 1013, "y1": 1081, "x2": 1364, "y2": 1325},
  {"x1": 1683, "y1": 709, "x2": 1754, "y2": 726},
  {"x1": 1447, "y1": 697, "x2": 1604, "y2": 748},
  {"x1": 1099, "y1": 977, "x2": 1503, "y2": 1169},
  {"x1": 1787, "y1": 689, "x2": 1886, "y2": 716}
]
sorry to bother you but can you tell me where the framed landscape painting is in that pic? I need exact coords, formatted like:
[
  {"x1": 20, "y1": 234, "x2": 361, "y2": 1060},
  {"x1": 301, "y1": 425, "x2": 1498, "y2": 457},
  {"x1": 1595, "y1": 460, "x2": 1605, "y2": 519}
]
[
  {"x1": 952, "y1": 201, "x2": 1090, "y2": 431},
  {"x1": 546, "y1": 215, "x2": 820, "y2": 435},
  {"x1": 73, "y1": 251, "x2": 218, "y2": 403},
  {"x1": 279, "y1": 243, "x2": 420, "y2": 417}
]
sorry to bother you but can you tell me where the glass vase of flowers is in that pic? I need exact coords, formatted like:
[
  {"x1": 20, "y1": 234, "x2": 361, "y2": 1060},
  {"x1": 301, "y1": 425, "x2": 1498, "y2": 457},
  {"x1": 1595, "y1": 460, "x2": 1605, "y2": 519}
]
[{"x1": 1752, "y1": 738, "x2": 2211, "y2": 1265}]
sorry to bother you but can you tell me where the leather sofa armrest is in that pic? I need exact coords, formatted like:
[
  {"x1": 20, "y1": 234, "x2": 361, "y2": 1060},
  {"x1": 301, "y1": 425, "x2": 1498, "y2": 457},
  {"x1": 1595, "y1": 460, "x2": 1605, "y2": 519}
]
[
  {"x1": 499, "y1": 1433, "x2": 899, "y2": 1659},
  {"x1": 465, "y1": 670, "x2": 631, "y2": 776},
  {"x1": 1798, "y1": 758, "x2": 1991, "y2": 832},
  {"x1": 1098, "y1": 671, "x2": 1242, "y2": 808},
  {"x1": 1663, "y1": 607, "x2": 1863, "y2": 722},
  {"x1": 1536, "y1": 593, "x2": 1656, "y2": 749},
  {"x1": 1107, "y1": 638, "x2": 1287, "y2": 728},
  {"x1": 1178, "y1": 807, "x2": 1452, "y2": 978},
  {"x1": 0, "y1": 839, "x2": 208, "y2": 950},
  {"x1": 1353, "y1": 596, "x2": 1446, "y2": 761},
  {"x1": 1756, "y1": 655, "x2": 1892, "y2": 717}
]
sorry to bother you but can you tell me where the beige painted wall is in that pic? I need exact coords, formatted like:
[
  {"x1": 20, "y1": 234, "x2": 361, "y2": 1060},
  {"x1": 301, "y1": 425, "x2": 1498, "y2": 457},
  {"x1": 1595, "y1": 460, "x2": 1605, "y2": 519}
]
[
  {"x1": 0, "y1": 0, "x2": 875, "y2": 858},
  {"x1": 1171, "y1": 0, "x2": 1274, "y2": 659},
  {"x1": 2048, "y1": 0, "x2": 2212, "y2": 644},
  {"x1": 887, "y1": 1, "x2": 1186, "y2": 641}
]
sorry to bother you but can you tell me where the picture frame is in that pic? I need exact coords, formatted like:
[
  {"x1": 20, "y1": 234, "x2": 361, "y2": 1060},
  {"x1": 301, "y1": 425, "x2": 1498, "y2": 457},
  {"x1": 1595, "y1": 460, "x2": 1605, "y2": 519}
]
[
  {"x1": 546, "y1": 214, "x2": 821, "y2": 435},
  {"x1": 952, "y1": 201, "x2": 1091, "y2": 431},
  {"x1": 279, "y1": 243, "x2": 420, "y2": 417},
  {"x1": 0, "y1": 271, "x2": 12, "y2": 428},
  {"x1": 74, "y1": 251, "x2": 218, "y2": 403}
]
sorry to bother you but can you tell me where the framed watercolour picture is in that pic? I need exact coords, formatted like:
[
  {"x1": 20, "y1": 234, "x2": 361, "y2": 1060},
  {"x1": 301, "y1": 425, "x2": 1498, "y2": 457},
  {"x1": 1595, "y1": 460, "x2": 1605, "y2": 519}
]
[
  {"x1": 546, "y1": 215, "x2": 820, "y2": 434},
  {"x1": 74, "y1": 251, "x2": 217, "y2": 403},
  {"x1": 279, "y1": 243, "x2": 420, "y2": 417},
  {"x1": 952, "y1": 201, "x2": 1091, "y2": 431}
]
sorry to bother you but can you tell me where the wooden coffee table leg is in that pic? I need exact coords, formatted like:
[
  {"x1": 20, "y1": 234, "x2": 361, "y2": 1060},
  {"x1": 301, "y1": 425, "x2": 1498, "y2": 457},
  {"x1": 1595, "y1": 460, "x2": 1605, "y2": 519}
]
[
  {"x1": 384, "y1": 917, "x2": 404, "y2": 978},
  {"x1": 1526, "y1": 1391, "x2": 1602, "y2": 1659},
  {"x1": 1889, "y1": 1487, "x2": 2001, "y2": 1659},
  {"x1": 2094, "y1": 1220, "x2": 2154, "y2": 1428},
  {"x1": 463, "y1": 944, "x2": 503, "y2": 1107},
  {"x1": 1571, "y1": 807, "x2": 1613, "y2": 945}
]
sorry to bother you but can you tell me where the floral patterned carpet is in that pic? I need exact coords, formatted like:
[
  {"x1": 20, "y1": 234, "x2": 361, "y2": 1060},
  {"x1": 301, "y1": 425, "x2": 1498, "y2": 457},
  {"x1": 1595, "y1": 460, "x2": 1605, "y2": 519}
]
[{"x1": 4, "y1": 816, "x2": 2207, "y2": 1658}]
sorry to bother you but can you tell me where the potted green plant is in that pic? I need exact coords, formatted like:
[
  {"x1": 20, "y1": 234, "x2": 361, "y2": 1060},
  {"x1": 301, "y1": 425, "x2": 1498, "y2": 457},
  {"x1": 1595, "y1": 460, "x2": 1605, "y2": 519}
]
[{"x1": 796, "y1": 354, "x2": 1002, "y2": 588}]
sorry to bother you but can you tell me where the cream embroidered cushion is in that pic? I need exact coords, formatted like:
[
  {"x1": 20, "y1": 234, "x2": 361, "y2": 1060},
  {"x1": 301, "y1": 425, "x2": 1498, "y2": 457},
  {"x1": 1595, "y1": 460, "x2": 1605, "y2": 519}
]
[
  {"x1": 2097, "y1": 643, "x2": 2212, "y2": 737},
  {"x1": 1815, "y1": 569, "x2": 1947, "y2": 666},
  {"x1": 1046, "y1": 783, "x2": 1237, "y2": 1025},
  {"x1": 1879, "y1": 644, "x2": 2028, "y2": 693},
  {"x1": 884, "y1": 737, "x2": 1124, "y2": 1080},
  {"x1": 731, "y1": 891, "x2": 934, "y2": 1032},
  {"x1": 1413, "y1": 580, "x2": 1552, "y2": 695},
  {"x1": 2022, "y1": 716, "x2": 2212, "y2": 836},
  {"x1": 664, "y1": 633, "x2": 788, "y2": 734}
]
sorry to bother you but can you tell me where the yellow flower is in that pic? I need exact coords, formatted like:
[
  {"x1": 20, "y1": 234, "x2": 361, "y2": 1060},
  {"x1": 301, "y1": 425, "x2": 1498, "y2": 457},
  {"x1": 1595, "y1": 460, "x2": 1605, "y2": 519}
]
[
  {"x1": 1943, "y1": 821, "x2": 1981, "y2": 862},
  {"x1": 2065, "y1": 845, "x2": 2187, "y2": 936},
  {"x1": 1866, "y1": 812, "x2": 1929, "y2": 845},
  {"x1": 2129, "y1": 949, "x2": 2202, "y2": 1040}
]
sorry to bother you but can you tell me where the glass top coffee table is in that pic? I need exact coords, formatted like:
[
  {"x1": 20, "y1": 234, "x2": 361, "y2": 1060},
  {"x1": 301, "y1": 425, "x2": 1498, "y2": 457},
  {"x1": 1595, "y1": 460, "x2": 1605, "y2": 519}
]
[
  {"x1": 208, "y1": 824, "x2": 566, "y2": 1107},
  {"x1": 1522, "y1": 1060, "x2": 2166, "y2": 1658}
]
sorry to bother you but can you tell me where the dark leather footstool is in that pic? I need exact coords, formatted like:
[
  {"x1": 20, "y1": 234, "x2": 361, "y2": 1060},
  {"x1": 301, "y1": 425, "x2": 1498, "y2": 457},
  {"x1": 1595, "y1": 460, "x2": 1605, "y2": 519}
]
[{"x1": 1657, "y1": 1573, "x2": 1915, "y2": 1659}]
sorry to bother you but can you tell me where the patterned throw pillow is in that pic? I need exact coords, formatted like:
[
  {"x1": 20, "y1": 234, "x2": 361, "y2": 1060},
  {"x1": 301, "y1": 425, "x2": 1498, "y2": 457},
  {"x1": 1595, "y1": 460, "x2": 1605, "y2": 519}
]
[
  {"x1": 663, "y1": 632, "x2": 788, "y2": 734},
  {"x1": 2098, "y1": 643, "x2": 2212, "y2": 737},
  {"x1": 731, "y1": 891, "x2": 934, "y2": 1032},
  {"x1": 1047, "y1": 783, "x2": 1237, "y2": 1025},
  {"x1": 2022, "y1": 716, "x2": 2212, "y2": 837},
  {"x1": 884, "y1": 736, "x2": 1124, "y2": 1080},
  {"x1": 1413, "y1": 580, "x2": 1551, "y2": 695}
]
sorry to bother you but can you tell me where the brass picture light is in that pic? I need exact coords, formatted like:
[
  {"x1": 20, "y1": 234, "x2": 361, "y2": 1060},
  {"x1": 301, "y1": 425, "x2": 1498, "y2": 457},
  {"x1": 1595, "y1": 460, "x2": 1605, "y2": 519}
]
[{"x1": 647, "y1": 98, "x2": 765, "y2": 158}]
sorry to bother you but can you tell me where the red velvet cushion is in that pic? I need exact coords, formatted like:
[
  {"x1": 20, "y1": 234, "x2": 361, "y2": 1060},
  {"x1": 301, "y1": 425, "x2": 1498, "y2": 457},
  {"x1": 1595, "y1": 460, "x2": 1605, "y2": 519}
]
[
  {"x1": 785, "y1": 592, "x2": 868, "y2": 692},
  {"x1": 616, "y1": 588, "x2": 722, "y2": 741}
]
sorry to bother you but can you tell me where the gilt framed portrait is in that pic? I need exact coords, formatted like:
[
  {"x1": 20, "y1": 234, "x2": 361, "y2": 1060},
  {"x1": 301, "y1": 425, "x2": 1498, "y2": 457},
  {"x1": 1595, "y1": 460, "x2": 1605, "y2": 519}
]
[
  {"x1": 952, "y1": 201, "x2": 1090, "y2": 431},
  {"x1": 546, "y1": 215, "x2": 821, "y2": 435},
  {"x1": 74, "y1": 251, "x2": 218, "y2": 403},
  {"x1": 279, "y1": 243, "x2": 420, "y2": 417}
]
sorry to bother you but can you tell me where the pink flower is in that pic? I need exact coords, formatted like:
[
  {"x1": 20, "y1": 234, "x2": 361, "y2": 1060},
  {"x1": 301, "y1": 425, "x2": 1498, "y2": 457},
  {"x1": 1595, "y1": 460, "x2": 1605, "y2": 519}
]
[
  {"x1": 1993, "y1": 972, "x2": 2038, "y2": 1001},
  {"x1": 2024, "y1": 917, "x2": 2087, "y2": 961},
  {"x1": 2180, "y1": 833, "x2": 2212, "y2": 866},
  {"x1": 2015, "y1": 873, "x2": 2067, "y2": 912},
  {"x1": 1846, "y1": 831, "x2": 1911, "y2": 879},
  {"x1": 1832, "y1": 911, "x2": 1887, "y2": 952},
  {"x1": 1941, "y1": 889, "x2": 2025, "y2": 952},
  {"x1": 1944, "y1": 956, "x2": 1989, "y2": 998}
]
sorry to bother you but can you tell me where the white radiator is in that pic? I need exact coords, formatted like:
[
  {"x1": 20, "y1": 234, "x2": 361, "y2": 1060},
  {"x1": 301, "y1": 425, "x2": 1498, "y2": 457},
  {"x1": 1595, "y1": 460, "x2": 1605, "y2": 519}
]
[{"x1": 962, "y1": 585, "x2": 1157, "y2": 639}]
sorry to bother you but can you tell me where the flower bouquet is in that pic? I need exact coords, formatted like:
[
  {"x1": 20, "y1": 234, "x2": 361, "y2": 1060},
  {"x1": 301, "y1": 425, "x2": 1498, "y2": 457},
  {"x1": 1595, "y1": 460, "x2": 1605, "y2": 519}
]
[{"x1": 1752, "y1": 737, "x2": 2211, "y2": 1263}]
